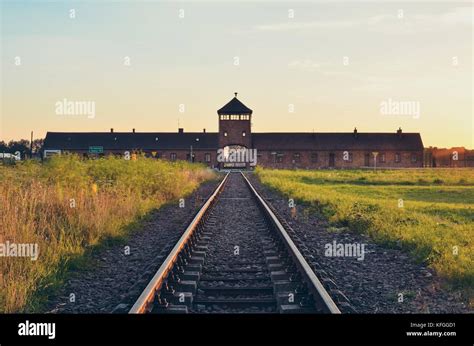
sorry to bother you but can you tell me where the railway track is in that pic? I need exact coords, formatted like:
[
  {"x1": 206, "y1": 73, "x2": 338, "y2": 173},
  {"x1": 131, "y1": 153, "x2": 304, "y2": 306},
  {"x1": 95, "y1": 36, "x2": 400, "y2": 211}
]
[{"x1": 129, "y1": 172, "x2": 340, "y2": 314}]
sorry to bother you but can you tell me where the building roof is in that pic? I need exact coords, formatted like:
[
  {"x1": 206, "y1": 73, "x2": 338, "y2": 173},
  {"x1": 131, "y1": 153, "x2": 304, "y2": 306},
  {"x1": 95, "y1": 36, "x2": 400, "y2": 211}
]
[
  {"x1": 217, "y1": 94, "x2": 253, "y2": 115},
  {"x1": 43, "y1": 132, "x2": 219, "y2": 151},
  {"x1": 44, "y1": 131, "x2": 424, "y2": 152},
  {"x1": 252, "y1": 132, "x2": 424, "y2": 151}
]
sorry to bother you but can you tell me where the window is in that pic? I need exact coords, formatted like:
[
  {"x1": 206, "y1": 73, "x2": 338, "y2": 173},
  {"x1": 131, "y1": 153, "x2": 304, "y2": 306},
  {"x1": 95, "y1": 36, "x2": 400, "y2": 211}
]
[
  {"x1": 205, "y1": 153, "x2": 211, "y2": 162},
  {"x1": 224, "y1": 131, "x2": 228, "y2": 137},
  {"x1": 170, "y1": 153, "x2": 177, "y2": 161},
  {"x1": 271, "y1": 152, "x2": 283, "y2": 163},
  {"x1": 411, "y1": 154, "x2": 417, "y2": 163},
  {"x1": 395, "y1": 153, "x2": 401, "y2": 163},
  {"x1": 277, "y1": 152, "x2": 284, "y2": 163},
  {"x1": 220, "y1": 115, "x2": 230, "y2": 120},
  {"x1": 380, "y1": 153, "x2": 385, "y2": 163},
  {"x1": 293, "y1": 153, "x2": 301, "y2": 163},
  {"x1": 240, "y1": 115, "x2": 250, "y2": 120},
  {"x1": 271, "y1": 152, "x2": 277, "y2": 163},
  {"x1": 311, "y1": 152, "x2": 318, "y2": 163},
  {"x1": 231, "y1": 115, "x2": 240, "y2": 120},
  {"x1": 242, "y1": 131, "x2": 246, "y2": 137}
]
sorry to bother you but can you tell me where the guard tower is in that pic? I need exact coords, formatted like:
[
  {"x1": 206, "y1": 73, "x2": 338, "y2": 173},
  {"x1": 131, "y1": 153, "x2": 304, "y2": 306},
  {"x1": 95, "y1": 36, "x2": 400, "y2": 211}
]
[{"x1": 217, "y1": 92, "x2": 253, "y2": 150}]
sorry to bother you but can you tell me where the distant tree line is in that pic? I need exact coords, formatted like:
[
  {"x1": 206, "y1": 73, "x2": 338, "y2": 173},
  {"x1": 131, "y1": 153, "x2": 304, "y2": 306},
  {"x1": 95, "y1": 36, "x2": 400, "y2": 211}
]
[{"x1": 0, "y1": 139, "x2": 44, "y2": 158}]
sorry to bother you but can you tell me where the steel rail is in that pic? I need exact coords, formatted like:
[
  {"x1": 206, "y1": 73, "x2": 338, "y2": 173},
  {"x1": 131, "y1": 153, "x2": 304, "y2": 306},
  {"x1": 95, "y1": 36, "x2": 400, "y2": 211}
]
[
  {"x1": 129, "y1": 172, "x2": 230, "y2": 314},
  {"x1": 241, "y1": 172, "x2": 341, "y2": 314}
]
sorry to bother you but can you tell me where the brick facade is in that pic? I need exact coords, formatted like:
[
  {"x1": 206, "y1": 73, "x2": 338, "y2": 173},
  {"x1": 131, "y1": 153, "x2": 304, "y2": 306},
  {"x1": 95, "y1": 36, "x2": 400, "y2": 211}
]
[
  {"x1": 43, "y1": 94, "x2": 425, "y2": 169},
  {"x1": 256, "y1": 150, "x2": 422, "y2": 169}
]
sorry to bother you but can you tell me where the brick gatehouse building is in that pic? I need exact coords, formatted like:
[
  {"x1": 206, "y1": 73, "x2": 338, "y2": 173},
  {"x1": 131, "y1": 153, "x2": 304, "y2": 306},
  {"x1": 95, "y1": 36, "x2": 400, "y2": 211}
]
[{"x1": 43, "y1": 93, "x2": 424, "y2": 169}]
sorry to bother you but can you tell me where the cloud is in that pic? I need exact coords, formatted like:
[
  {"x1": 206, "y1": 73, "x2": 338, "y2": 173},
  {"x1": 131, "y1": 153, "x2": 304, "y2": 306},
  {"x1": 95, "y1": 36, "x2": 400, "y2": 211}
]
[
  {"x1": 415, "y1": 6, "x2": 473, "y2": 26},
  {"x1": 254, "y1": 6, "x2": 472, "y2": 34},
  {"x1": 288, "y1": 59, "x2": 322, "y2": 72},
  {"x1": 255, "y1": 20, "x2": 356, "y2": 32}
]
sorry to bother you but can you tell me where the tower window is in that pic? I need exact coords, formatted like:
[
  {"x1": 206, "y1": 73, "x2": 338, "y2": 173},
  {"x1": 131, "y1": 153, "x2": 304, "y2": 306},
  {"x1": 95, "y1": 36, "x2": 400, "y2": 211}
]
[
  {"x1": 231, "y1": 115, "x2": 239, "y2": 120},
  {"x1": 241, "y1": 115, "x2": 250, "y2": 120},
  {"x1": 242, "y1": 131, "x2": 246, "y2": 137}
]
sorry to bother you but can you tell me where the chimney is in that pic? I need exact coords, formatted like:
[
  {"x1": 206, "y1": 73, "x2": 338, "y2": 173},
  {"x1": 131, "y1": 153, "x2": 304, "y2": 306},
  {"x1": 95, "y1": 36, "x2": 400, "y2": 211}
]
[
  {"x1": 397, "y1": 127, "x2": 402, "y2": 137},
  {"x1": 178, "y1": 128, "x2": 184, "y2": 134},
  {"x1": 110, "y1": 128, "x2": 114, "y2": 133},
  {"x1": 353, "y1": 127, "x2": 358, "y2": 138},
  {"x1": 203, "y1": 128, "x2": 206, "y2": 133},
  {"x1": 132, "y1": 128, "x2": 135, "y2": 133}
]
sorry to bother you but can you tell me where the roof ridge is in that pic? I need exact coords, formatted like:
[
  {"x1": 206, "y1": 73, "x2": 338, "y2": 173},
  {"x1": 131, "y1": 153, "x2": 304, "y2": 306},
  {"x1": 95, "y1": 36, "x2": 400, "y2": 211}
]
[{"x1": 217, "y1": 96, "x2": 253, "y2": 115}]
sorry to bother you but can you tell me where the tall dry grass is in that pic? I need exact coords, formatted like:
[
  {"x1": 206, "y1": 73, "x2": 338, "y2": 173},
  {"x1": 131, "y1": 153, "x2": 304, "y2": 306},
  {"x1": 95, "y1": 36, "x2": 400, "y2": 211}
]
[{"x1": 0, "y1": 155, "x2": 215, "y2": 312}]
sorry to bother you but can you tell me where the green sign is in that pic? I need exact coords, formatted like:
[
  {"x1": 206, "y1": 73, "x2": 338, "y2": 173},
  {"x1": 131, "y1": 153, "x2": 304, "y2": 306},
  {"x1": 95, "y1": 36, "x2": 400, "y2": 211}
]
[{"x1": 89, "y1": 146, "x2": 103, "y2": 154}]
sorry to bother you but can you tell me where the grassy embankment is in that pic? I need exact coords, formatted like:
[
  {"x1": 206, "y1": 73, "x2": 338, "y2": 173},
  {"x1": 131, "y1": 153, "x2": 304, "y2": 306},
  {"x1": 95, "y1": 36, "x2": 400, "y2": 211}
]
[
  {"x1": 0, "y1": 155, "x2": 215, "y2": 312},
  {"x1": 255, "y1": 167, "x2": 474, "y2": 304}
]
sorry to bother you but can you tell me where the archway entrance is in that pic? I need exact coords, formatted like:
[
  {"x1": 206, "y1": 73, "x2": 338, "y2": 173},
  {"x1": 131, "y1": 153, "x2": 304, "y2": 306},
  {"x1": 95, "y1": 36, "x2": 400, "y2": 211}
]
[{"x1": 219, "y1": 145, "x2": 250, "y2": 169}]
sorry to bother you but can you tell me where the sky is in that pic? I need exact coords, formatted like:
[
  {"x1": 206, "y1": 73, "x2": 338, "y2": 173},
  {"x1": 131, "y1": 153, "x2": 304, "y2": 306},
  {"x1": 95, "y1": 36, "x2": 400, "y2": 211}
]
[{"x1": 1, "y1": 0, "x2": 472, "y2": 148}]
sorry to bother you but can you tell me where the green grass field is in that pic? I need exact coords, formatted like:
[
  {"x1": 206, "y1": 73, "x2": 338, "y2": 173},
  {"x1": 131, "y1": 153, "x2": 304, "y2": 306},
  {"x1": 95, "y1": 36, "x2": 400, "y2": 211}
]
[{"x1": 255, "y1": 167, "x2": 474, "y2": 304}]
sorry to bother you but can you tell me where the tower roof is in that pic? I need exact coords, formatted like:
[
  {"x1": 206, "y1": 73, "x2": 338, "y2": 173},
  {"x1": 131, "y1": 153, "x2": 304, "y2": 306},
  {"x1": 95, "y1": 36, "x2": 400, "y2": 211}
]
[{"x1": 217, "y1": 93, "x2": 253, "y2": 115}]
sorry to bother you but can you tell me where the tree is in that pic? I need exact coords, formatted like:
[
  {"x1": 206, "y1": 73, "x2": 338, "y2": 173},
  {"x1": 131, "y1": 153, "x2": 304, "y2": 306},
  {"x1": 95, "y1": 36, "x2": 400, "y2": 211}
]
[
  {"x1": 32, "y1": 139, "x2": 44, "y2": 153},
  {"x1": 1, "y1": 138, "x2": 45, "y2": 158},
  {"x1": 8, "y1": 139, "x2": 30, "y2": 156}
]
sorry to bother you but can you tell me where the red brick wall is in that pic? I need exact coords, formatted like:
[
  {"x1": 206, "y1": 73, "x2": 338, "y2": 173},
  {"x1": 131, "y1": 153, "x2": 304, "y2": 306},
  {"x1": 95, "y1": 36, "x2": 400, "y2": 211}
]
[
  {"x1": 218, "y1": 118, "x2": 251, "y2": 149},
  {"x1": 425, "y1": 148, "x2": 474, "y2": 167},
  {"x1": 57, "y1": 148, "x2": 423, "y2": 169},
  {"x1": 255, "y1": 150, "x2": 423, "y2": 169}
]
